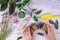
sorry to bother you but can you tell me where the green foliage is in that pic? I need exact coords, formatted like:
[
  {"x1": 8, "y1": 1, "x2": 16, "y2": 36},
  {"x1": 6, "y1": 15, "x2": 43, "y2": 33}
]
[
  {"x1": 17, "y1": 4, "x2": 22, "y2": 8},
  {"x1": 18, "y1": 11, "x2": 25, "y2": 18},
  {"x1": 49, "y1": 20, "x2": 54, "y2": 24},
  {"x1": 0, "y1": 18, "x2": 12, "y2": 40},
  {"x1": 37, "y1": 33, "x2": 43, "y2": 36},
  {"x1": 0, "y1": 0, "x2": 30, "y2": 16},
  {"x1": 32, "y1": 9, "x2": 36, "y2": 11},
  {"x1": 17, "y1": 0, "x2": 30, "y2": 18},
  {"x1": 30, "y1": 12, "x2": 32, "y2": 17},
  {"x1": 0, "y1": 0, "x2": 9, "y2": 4},
  {"x1": 23, "y1": 0, "x2": 30, "y2": 6},
  {"x1": 49, "y1": 20, "x2": 59, "y2": 29},
  {"x1": 54, "y1": 20, "x2": 58, "y2": 29},
  {"x1": 54, "y1": 23, "x2": 58, "y2": 29},
  {"x1": 15, "y1": 0, "x2": 21, "y2": 2},
  {"x1": 56, "y1": 20, "x2": 58, "y2": 24},
  {"x1": 17, "y1": 37, "x2": 22, "y2": 40},
  {"x1": 36, "y1": 10, "x2": 42, "y2": 14},
  {"x1": 17, "y1": 0, "x2": 30, "y2": 10},
  {"x1": 0, "y1": 3, "x2": 8, "y2": 11},
  {"x1": 30, "y1": 9, "x2": 42, "y2": 22},
  {"x1": 0, "y1": 0, "x2": 9, "y2": 11},
  {"x1": 34, "y1": 15, "x2": 38, "y2": 22},
  {"x1": 9, "y1": 2, "x2": 16, "y2": 15}
]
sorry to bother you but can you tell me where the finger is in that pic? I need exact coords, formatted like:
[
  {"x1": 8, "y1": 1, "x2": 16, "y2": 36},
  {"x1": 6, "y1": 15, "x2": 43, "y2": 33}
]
[
  {"x1": 28, "y1": 27, "x2": 30, "y2": 33},
  {"x1": 44, "y1": 32, "x2": 47, "y2": 36},
  {"x1": 43, "y1": 24, "x2": 47, "y2": 33},
  {"x1": 45, "y1": 23, "x2": 51, "y2": 33},
  {"x1": 45, "y1": 23, "x2": 54, "y2": 34},
  {"x1": 45, "y1": 23, "x2": 52, "y2": 29},
  {"x1": 45, "y1": 23, "x2": 50, "y2": 28},
  {"x1": 24, "y1": 27, "x2": 28, "y2": 35},
  {"x1": 23, "y1": 31, "x2": 25, "y2": 36},
  {"x1": 25, "y1": 27, "x2": 30, "y2": 36},
  {"x1": 46, "y1": 24, "x2": 54, "y2": 31},
  {"x1": 26, "y1": 27, "x2": 28, "y2": 34},
  {"x1": 23, "y1": 28, "x2": 27, "y2": 36},
  {"x1": 23, "y1": 27, "x2": 27, "y2": 33}
]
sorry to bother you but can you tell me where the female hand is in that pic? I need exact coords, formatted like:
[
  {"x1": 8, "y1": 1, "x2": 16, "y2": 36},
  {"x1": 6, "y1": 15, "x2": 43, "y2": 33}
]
[
  {"x1": 45, "y1": 23, "x2": 56, "y2": 40},
  {"x1": 23, "y1": 27, "x2": 32, "y2": 40}
]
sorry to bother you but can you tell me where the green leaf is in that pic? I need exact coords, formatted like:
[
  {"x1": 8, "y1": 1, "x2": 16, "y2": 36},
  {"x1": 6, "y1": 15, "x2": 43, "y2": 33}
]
[
  {"x1": 16, "y1": 4, "x2": 22, "y2": 8},
  {"x1": 56, "y1": 20, "x2": 58, "y2": 24},
  {"x1": 16, "y1": 4, "x2": 24, "y2": 11},
  {"x1": 23, "y1": 0, "x2": 30, "y2": 6},
  {"x1": 23, "y1": 0, "x2": 30, "y2": 3},
  {"x1": 54, "y1": 23, "x2": 58, "y2": 29},
  {"x1": 54, "y1": 20, "x2": 59, "y2": 29},
  {"x1": 15, "y1": 0, "x2": 21, "y2": 2},
  {"x1": 30, "y1": 12, "x2": 32, "y2": 17},
  {"x1": 18, "y1": 11, "x2": 25, "y2": 18},
  {"x1": 0, "y1": 0, "x2": 9, "y2": 4},
  {"x1": 49, "y1": 20, "x2": 59, "y2": 29},
  {"x1": 16, "y1": 0, "x2": 30, "y2": 10},
  {"x1": 36, "y1": 10, "x2": 42, "y2": 14},
  {"x1": 17, "y1": 37, "x2": 22, "y2": 40},
  {"x1": 9, "y1": 2, "x2": 16, "y2": 15},
  {"x1": 19, "y1": 7, "x2": 22, "y2": 11},
  {"x1": 0, "y1": 3, "x2": 8, "y2": 11},
  {"x1": 49, "y1": 20, "x2": 54, "y2": 24},
  {"x1": 33, "y1": 15, "x2": 38, "y2": 22},
  {"x1": 32, "y1": 9, "x2": 36, "y2": 11},
  {"x1": 37, "y1": 33, "x2": 43, "y2": 36}
]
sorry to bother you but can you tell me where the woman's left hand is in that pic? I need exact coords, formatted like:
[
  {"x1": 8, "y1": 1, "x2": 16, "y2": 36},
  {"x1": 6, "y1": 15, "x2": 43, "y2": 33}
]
[{"x1": 23, "y1": 27, "x2": 32, "y2": 40}]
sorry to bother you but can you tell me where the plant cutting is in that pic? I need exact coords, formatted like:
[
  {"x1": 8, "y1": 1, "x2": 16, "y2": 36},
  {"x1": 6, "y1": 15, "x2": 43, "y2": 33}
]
[
  {"x1": 37, "y1": 33, "x2": 43, "y2": 36},
  {"x1": 17, "y1": 36, "x2": 22, "y2": 40},
  {"x1": 31, "y1": 10, "x2": 42, "y2": 22},
  {"x1": 0, "y1": 17, "x2": 12, "y2": 40},
  {"x1": 49, "y1": 20, "x2": 59, "y2": 29},
  {"x1": 0, "y1": 0, "x2": 30, "y2": 15},
  {"x1": 0, "y1": 0, "x2": 42, "y2": 21},
  {"x1": 17, "y1": 0, "x2": 30, "y2": 18},
  {"x1": 0, "y1": 0, "x2": 30, "y2": 40},
  {"x1": 18, "y1": 11, "x2": 25, "y2": 18}
]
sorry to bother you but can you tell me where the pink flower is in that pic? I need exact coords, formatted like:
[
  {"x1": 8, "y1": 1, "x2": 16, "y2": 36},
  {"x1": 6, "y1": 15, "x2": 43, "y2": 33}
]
[
  {"x1": 2, "y1": 13, "x2": 8, "y2": 18},
  {"x1": 12, "y1": 16, "x2": 19, "y2": 24}
]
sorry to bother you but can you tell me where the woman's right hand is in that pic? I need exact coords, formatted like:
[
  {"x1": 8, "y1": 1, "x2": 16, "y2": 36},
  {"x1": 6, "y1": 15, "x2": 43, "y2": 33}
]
[{"x1": 44, "y1": 23, "x2": 56, "y2": 40}]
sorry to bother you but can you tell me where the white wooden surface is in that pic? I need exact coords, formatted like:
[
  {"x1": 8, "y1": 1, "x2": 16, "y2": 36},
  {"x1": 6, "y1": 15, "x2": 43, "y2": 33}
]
[{"x1": 0, "y1": 0, "x2": 60, "y2": 40}]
